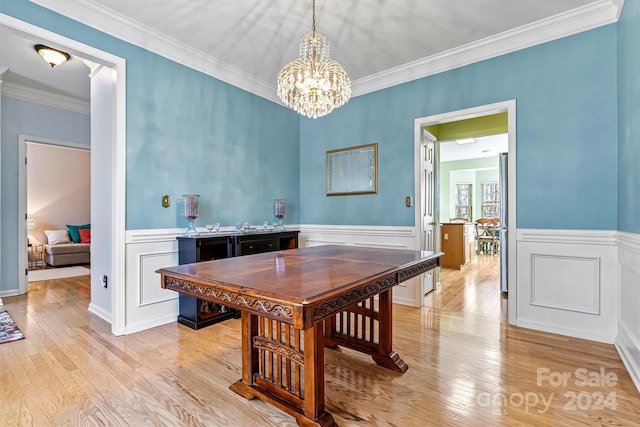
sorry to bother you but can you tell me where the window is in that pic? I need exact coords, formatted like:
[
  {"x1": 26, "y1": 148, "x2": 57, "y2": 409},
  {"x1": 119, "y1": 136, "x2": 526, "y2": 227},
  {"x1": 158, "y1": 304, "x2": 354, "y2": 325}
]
[
  {"x1": 482, "y1": 182, "x2": 500, "y2": 218},
  {"x1": 454, "y1": 183, "x2": 472, "y2": 219}
]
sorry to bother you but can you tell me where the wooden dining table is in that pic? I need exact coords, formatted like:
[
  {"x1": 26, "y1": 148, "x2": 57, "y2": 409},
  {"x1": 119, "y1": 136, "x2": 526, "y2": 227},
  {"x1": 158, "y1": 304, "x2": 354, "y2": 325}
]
[{"x1": 157, "y1": 245, "x2": 442, "y2": 426}]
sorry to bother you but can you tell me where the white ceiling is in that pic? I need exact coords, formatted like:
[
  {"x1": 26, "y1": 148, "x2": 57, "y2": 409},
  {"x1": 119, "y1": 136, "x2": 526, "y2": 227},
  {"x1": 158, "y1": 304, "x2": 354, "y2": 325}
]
[
  {"x1": 1, "y1": 0, "x2": 620, "y2": 105},
  {"x1": 439, "y1": 134, "x2": 508, "y2": 162},
  {"x1": 0, "y1": 24, "x2": 90, "y2": 100}
]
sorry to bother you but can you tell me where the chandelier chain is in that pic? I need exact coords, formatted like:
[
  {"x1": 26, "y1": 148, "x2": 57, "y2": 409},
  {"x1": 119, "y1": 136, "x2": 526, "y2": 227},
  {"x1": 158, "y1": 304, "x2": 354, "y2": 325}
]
[{"x1": 312, "y1": 0, "x2": 316, "y2": 35}]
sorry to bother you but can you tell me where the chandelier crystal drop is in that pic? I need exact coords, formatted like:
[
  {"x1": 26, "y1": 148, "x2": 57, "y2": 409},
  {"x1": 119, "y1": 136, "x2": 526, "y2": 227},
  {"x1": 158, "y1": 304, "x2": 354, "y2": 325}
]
[{"x1": 277, "y1": 0, "x2": 351, "y2": 119}]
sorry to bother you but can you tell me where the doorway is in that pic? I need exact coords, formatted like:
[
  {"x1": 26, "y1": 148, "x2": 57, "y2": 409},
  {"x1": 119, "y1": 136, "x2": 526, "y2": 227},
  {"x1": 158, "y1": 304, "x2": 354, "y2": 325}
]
[
  {"x1": 23, "y1": 138, "x2": 91, "y2": 276},
  {"x1": 3, "y1": 13, "x2": 127, "y2": 335},
  {"x1": 414, "y1": 100, "x2": 517, "y2": 325}
]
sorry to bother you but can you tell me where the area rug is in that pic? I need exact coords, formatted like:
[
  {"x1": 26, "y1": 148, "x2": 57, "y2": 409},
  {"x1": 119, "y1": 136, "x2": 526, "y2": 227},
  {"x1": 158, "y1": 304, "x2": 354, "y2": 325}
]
[
  {"x1": 28, "y1": 266, "x2": 91, "y2": 282},
  {"x1": 0, "y1": 310, "x2": 25, "y2": 344}
]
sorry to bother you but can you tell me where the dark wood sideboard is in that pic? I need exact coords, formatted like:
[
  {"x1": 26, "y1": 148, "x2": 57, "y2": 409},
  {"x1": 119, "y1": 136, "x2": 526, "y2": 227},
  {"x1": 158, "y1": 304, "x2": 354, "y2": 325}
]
[{"x1": 176, "y1": 230, "x2": 299, "y2": 329}]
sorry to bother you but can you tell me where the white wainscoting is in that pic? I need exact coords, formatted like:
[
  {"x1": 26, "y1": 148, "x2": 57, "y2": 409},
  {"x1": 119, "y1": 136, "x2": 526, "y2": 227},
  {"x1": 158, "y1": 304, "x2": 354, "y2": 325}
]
[
  {"x1": 122, "y1": 226, "x2": 629, "y2": 346},
  {"x1": 122, "y1": 225, "x2": 424, "y2": 335},
  {"x1": 516, "y1": 229, "x2": 618, "y2": 343},
  {"x1": 122, "y1": 225, "x2": 639, "y2": 393},
  {"x1": 299, "y1": 225, "x2": 424, "y2": 307},
  {"x1": 616, "y1": 232, "x2": 640, "y2": 393},
  {"x1": 124, "y1": 229, "x2": 182, "y2": 334}
]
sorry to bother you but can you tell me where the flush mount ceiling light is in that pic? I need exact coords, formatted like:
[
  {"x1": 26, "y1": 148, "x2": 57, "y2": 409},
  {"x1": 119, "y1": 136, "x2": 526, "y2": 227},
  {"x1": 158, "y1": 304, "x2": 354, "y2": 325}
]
[
  {"x1": 34, "y1": 44, "x2": 70, "y2": 67},
  {"x1": 277, "y1": 0, "x2": 351, "y2": 119},
  {"x1": 455, "y1": 138, "x2": 477, "y2": 145}
]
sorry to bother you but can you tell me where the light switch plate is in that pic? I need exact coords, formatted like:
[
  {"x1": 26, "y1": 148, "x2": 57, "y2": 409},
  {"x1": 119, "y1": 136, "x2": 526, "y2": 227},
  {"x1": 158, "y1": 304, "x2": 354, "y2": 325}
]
[
  {"x1": 405, "y1": 196, "x2": 412, "y2": 207},
  {"x1": 162, "y1": 194, "x2": 170, "y2": 208}
]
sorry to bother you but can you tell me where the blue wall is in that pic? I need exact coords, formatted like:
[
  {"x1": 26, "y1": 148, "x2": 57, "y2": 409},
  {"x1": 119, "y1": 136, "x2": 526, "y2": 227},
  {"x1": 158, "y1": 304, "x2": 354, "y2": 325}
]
[
  {"x1": 300, "y1": 25, "x2": 618, "y2": 230},
  {"x1": 0, "y1": 1, "x2": 300, "y2": 294},
  {"x1": 126, "y1": 53, "x2": 300, "y2": 229},
  {"x1": 617, "y1": 0, "x2": 640, "y2": 234},
  {"x1": 0, "y1": 1, "x2": 629, "y2": 279},
  {"x1": 0, "y1": 1, "x2": 300, "y2": 230}
]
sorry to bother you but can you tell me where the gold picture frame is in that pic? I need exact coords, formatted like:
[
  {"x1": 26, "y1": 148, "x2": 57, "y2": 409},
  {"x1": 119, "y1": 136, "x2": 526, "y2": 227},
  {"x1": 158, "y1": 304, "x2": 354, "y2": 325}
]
[{"x1": 326, "y1": 143, "x2": 378, "y2": 196}]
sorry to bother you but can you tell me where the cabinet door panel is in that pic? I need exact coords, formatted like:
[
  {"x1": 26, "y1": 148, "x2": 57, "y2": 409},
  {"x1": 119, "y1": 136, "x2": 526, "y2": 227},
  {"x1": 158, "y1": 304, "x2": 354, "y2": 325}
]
[{"x1": 239, "y1": 239, "x2": 277, "y2": 255}]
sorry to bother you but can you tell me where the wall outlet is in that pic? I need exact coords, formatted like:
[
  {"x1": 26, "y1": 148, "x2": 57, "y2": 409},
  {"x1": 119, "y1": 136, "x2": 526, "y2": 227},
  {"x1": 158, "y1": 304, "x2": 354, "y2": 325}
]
[
  {"x1": 101, "y1": 274, "x2": 108, "y2": 288},
  {"x1": 444, "y1": 233, "x2": 449, "y2": 240}
]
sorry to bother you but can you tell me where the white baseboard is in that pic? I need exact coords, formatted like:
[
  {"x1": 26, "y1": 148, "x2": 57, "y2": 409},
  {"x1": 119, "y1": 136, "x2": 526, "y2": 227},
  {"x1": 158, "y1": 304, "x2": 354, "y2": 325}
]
[
  {"x1": 616, "y1": 319, "x2": 640, "y2": 393},
  {"x1": 0, "y1": 289, "x2": 19, "y2": 298},
  {"x1": 88, "y1": 302, "x2": 112, "y2": 324},
  {"x1": 516, "y1": 319, "x2": 616, "y2": 344},
  {"x1": 392, "y1": 293, "x2": 418, "y2": 307},
  {"x1": 124, "y1": 314, "x2": 178, "y2": 335}
]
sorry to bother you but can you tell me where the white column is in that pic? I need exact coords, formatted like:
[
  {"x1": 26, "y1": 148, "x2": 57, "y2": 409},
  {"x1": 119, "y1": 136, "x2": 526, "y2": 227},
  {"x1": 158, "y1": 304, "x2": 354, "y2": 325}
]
[
  {"x1": 88, "y1": 64, "x2": 113, "y2": 318},
  {"x1": 0, "y1": 66, "x2": 8, "y2": 307}
]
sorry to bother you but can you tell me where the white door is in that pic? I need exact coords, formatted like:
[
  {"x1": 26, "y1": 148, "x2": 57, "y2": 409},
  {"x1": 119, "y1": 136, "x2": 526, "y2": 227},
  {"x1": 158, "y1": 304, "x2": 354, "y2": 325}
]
[{"x1": 420, "y1": 131, "x2": 437, "y2": 295}]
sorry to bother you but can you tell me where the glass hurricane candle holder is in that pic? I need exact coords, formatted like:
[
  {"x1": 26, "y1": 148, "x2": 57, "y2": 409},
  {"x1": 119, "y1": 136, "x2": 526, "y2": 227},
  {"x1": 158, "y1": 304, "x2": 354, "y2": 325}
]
[
  {"x1": 274, "y1": 198, "x2": 285, "y2": 230},
  {"x1": 182, "y1": 194, "x2": 200, "y2": 235}
]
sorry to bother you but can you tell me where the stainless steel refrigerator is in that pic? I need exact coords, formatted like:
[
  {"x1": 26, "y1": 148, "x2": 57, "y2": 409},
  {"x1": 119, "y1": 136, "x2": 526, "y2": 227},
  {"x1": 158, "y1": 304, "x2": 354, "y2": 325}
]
[{"x1": 499, "y1": 152, "x2": 508, "y2": 293}]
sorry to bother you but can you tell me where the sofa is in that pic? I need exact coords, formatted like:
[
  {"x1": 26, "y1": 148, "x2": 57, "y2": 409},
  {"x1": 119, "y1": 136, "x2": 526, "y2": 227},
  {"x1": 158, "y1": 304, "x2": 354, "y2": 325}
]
[
  {"x1": 44, "y1": 243, "x2": 90, "y2": 267},
  {"x1": 42, "y1": 226, "x2": 91, "y2": 267}
]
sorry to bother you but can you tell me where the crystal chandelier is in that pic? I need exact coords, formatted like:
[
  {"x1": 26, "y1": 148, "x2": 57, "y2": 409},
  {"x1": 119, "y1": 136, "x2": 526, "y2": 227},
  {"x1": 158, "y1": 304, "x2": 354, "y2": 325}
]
[{"x1": 277, "y1": 0, "x2": 351, "y2": 119}]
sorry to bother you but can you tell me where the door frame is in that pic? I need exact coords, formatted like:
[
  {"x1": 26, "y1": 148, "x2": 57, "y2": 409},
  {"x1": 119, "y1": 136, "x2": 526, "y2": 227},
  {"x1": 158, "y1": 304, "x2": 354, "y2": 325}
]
[
  {"x1": 2, "y1": 13, "x2": 127, "y2": 335},
  {"x1": 418, "y1": 129, "x2": 438, "y2": 294},
  {"x1": 19, "y1": 136, "x2": 91, "y2": 294},
  {"x1": 414, "y1": 100, "x2": 517, "y2": 325}
]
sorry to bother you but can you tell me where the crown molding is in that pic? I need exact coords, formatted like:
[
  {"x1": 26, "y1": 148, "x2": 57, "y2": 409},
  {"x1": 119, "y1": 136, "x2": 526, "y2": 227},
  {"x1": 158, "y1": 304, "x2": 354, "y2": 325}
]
[
  {"x1": 28, "y1": 0, "x2": 278, "y2": 102},
  {"x1": 614, "y1": 0, "x2": 626, "y2": 19},
  {"x1": 1, "y1": 81, "x2": 90, "y2": 114},
  {"x1": 29, "y1": 0, "x2": 620, "y2": 103},
  {"x1": 351, "y1": 0, "x2": 620, "y2": 96}
]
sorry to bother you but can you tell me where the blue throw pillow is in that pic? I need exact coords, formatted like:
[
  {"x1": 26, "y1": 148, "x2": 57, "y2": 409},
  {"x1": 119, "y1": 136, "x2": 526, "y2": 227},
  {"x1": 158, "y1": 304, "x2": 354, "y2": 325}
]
[{"x1": 66, "y1": 224, "x2": 90, "y2": 243}]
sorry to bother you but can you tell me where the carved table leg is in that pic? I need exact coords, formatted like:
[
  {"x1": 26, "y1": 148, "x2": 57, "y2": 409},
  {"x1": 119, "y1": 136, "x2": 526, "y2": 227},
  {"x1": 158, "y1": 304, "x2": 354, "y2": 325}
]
[
  {"x1": 323, "y1": 315, "x2": 339, "y2": 349},
  {"x1": 323, "y1": 289, "x2": 408, "y2": 374},
  {"x1": 372, "y1": 288, "x2": 408, "y2": 373},
  {"x1": 229, "y1": 313, "x2": 259, "y2": 399},
  {"x1": 230, "y1": 314, "x2": 337, "y2": 427}
]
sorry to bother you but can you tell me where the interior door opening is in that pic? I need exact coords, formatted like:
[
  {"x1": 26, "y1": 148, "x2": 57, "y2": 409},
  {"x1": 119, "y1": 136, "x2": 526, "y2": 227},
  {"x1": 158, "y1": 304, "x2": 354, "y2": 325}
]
[
  {"x1": 414, "y1": 100, "x2": 516, "y2": 325},
  {"x1": 4, "y1": 14, "x2": 127, "y2": 335}
]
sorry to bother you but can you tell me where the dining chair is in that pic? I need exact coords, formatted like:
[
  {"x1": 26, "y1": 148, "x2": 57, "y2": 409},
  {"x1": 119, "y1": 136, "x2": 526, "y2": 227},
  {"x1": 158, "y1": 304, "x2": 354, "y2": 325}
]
[{"x1": 475, "y1": 218, "x2": 499, "y2": 255}]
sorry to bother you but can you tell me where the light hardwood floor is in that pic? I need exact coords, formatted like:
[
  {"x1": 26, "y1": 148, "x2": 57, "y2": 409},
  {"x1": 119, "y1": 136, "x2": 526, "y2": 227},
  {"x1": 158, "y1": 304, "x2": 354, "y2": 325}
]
[{"x1": 1, "y1": 256, "x2": 639, "y2": 426}]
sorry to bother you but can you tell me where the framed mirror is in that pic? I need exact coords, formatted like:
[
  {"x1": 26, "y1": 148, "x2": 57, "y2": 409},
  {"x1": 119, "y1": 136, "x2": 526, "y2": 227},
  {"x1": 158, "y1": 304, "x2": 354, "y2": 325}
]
[{"x1": 326, "y1": 143, "x2": 378, "y2": 196}]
